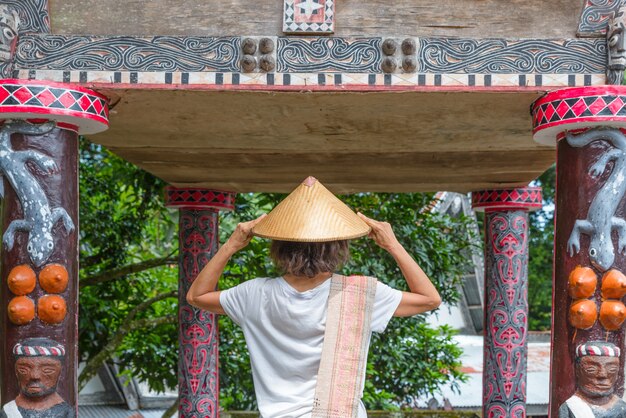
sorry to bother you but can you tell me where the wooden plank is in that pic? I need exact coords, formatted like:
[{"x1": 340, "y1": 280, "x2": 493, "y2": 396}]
[
  {"x1": 106, "y1": 147, "x2": 554, "y2": 193},
  {"x1": 50, "y1": 0, "x2": 580, "y2": 39},
  {"x1": 94, "y1": 89, "x2": 545, "y2": 153}
]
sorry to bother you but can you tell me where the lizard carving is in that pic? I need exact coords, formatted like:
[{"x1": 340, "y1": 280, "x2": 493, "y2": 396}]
[
  {"x1": 0, "y1": 120, "x2": 75, "y2": 267},
  {"x1": 566, "y1": 127, "x2": 626, "y2": 272}
]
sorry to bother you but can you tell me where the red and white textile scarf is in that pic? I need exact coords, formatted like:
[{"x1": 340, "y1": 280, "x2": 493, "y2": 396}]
[{"x1": 312, "y1": 275, "x2": 377, "y2": 418}]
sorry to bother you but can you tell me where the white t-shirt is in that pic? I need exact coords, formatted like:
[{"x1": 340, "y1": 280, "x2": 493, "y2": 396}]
[{"x1": 220, "y1": 276, "x2": 403, "y2": 418}]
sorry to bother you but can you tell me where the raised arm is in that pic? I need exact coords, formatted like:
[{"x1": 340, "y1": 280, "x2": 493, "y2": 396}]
[
  {"x1": 186, "y1": 214, "x2": 266, "y2": 314},
  {"x1": 358, "y1": 213, "x2": 442, "y2": 317}
]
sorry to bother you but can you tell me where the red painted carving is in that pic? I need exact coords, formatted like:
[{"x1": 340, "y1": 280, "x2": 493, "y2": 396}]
[
  {"x1": 178, "y1": 209, "x2": 219, "y2": 418},
  {"x1": 483, "y1": 210, "x2": 529, "y2": 418}
]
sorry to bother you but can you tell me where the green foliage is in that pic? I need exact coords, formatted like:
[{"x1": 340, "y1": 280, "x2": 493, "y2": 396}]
[
  {"x1": 78, "y1": 138, "x2": 179, "y2": 392},
  {"x1": 528, "y1": 165, "x2": 556, "y2": 330}
]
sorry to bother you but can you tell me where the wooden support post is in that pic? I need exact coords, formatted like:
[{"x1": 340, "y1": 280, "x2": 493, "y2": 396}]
[
  {"x1": 472, "y1": 188, "x2": 542, "y2": 418},
  {"x1": 165, "y1": 187, "x2": 236, "y2": 418},
  {"x1": 532, "y1": 86, "x2": 626, "y2": 416},
  {"x1": 0, "y1": 80, "x2": 108, "y2": 417}
]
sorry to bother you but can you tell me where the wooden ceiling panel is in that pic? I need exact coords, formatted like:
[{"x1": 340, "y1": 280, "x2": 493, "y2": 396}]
[{"x1": 92, "y1": 89, "x2": 554, "y2": 193}]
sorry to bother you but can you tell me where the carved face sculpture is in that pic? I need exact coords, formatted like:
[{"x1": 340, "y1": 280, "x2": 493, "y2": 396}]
[
  {"x1": 11, "y1": 338, "x2": 66, "y2": 403},
  {"x1": 15, "y1": 356, "x2": 62, "y2": 398},
  {"x1": 0, "y1": 5, "x2": 20, "y2": 61},
  {"x1": 608, "y1": 7, "x2": 626, "y2": 73},
  {"x1": 576, "y1": 356, "x2": 620, "y2": 398}
]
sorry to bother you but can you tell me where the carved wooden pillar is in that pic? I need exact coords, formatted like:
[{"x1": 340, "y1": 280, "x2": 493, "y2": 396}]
[
  {"x1": 472, "y1": 188, "x2": 542, "y2": 418},
  {"x1": 165, "y1": 187, "x2": 236, "y2": 418},
  {"x1": 0, "y1": 80, "x2": 108, "y2": 416},
  {"x1": 532, "y1": 86, "x2": 626, "y2": 416}
]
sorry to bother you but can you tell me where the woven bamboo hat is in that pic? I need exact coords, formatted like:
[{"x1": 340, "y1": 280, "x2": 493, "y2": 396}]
[{"x1": 252, "y1": 176, "x2": 371, "y2": 242}]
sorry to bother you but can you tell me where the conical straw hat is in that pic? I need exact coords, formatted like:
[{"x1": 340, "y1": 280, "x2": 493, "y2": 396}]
[{"x1": 252, "y1": 176, "x2": 371, "y2": 242}]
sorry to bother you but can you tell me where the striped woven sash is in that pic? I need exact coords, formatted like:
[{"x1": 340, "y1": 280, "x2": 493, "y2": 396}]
[{"x1": 312, "y1": 275, "x2": 377, "y2": 418}]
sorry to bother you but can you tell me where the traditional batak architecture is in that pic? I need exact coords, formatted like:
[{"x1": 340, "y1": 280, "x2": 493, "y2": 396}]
[{"x1": 0, "y1": 1, "x2": 625, "y2": 417}]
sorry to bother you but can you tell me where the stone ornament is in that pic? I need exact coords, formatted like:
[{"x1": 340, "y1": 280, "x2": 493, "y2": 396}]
[
  {"x1": 601, "y1": 269, "x2": 626, "y2": 299},
  {"x1": 565, "y1": 128, "x2": 626, "y2": 272},
  {"x1": 559, "y1": 341, "x2": 626, "y2": 417},
  {"x1": 569, "y1": 266, "x2": 599, "y2": 330},
  {"x1": 568, "y1": 266, "x2": 598, "y2": 299},
  {"x1": 7, "y1": 296, "x2": 35, "y2": 325},
  {"x1": 600, "y1": 300, "x2": 626, "y2": 330},
  {"x1": 380, "y1": 38, "x2": 417, "y2": 74},
  {"x1": 39, "y1": 264, "x2": 68, "y2": 294},
  {"x1": 240, "y1": 37, "x2": 275, "y2": 73},
  {"x1": 7, "y1": 265, "x2": 36, "y2": 296},
  {"x1": 570, "y1": 299, "x2": 599, "y2": 330},
  {"x1": 0, "y1": 120, "x2": 75, "y2": 267},
  {"x1": 6, "y1": 263, "x2": 69, "y2": 325},
  {"x1": 2, "y1": 338, "x2": 75, "y2": 417},
  {"x1": 37, "y1": 294, "x2": 67, "y2": 325},
  {"x1": 607, "y1": 5, "x2": 626, "y2": 85}
]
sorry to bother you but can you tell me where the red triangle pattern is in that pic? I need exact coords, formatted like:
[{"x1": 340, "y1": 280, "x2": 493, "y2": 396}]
[
  {"x1": 533, "y1": 95, "x2": 626, "y2": 130},
  {"x1": 165, "y1": 187, "x2": 236, "y2": 211},
  {"x1": 0, "y1": 83, "x2": 109, "y2": 121},
  {"x1": 472, "y1": 188, "x2": 542, "y2": 210}
]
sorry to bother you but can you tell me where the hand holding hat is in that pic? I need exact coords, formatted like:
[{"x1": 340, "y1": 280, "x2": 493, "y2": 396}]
[
  {"x1": 226, "y1": 214, "x2": 267, "y2": 252},
  {"x1": 357, "y1": 212, "x2": 401, "y2": 252}
]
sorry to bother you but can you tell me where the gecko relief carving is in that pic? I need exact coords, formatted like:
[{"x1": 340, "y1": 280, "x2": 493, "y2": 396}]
[
  {"x1": 0, "y1": 120, "x2": 74, "y2": 267},
  {"x1": 566, "y1": 128, "x2": 626, "y2": 272}
]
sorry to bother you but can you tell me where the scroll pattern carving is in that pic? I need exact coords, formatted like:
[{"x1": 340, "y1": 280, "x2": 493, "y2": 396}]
[
  {"x1": 484, "y1": 211, "x2": 529, "y2": 418},
  {"x1": 3, "y1": 0, "x2": 49, "y2": 34},
  {"x1": 578, "y1": 0, "x2": 625, "y2": 36},
  {"x1": 277, "y1": 37, "x2": 381, "y2": 72},
  {"x1": 16, "y1": 35, "x2": 241, "y2": 72},
  {"x1": 179, "y1": 210, "x2": 219, "y2": 418},
  {"x1": 418, "y1": 39, "x2": 606, "y2": 74}
]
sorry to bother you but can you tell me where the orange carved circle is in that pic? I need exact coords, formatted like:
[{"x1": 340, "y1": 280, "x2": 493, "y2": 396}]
[
  {"x1": 8, "y1": 296, "x2": 35, "y2": 325},
  {"x1": 569, "y1": 299, "x2": 598, "y2": 330},
  {"x1": 38, "y1": 295, "x2": 67, "y2": 325},
  {"x1": 568, "y1": 266, "x2": 597, "y2": 299},
  {"x1": 600, "y1": 300, "x2": 626, "y2": 331},
  {"x1": 39, "y1": 264, "x2": 69, "y2": 294},
  {"x1": 601, "y1": 269, "x2": 626, "y2": 299},
  {"x1": 7, "y1": 265, "x2": 36, "y2": 296}
]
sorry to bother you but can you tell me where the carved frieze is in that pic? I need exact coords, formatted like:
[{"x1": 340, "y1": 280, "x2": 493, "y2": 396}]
[
  {"x1": 15, "y1": 34, "x2": 605, "y2": 78},
  {"x1": 277, "y1": 37, "x2": 382, "y2": 73},
  {"x1": 2, "y1": 0, "x2": 49, "y2": 34},
  {"x1": 16, "y1": 35, "x2": 242, "y2": 72},
  {"x1": 418, "y1": 38, "x2": 606, "y2": 74},
  {"x1": 579, "y1": 0, "x2": 626, "y2": 37}
]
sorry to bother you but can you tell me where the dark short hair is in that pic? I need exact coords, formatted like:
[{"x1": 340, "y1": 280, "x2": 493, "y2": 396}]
[{"x1": 270, "y1": 240, "x2": 350, "y2": 278}]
